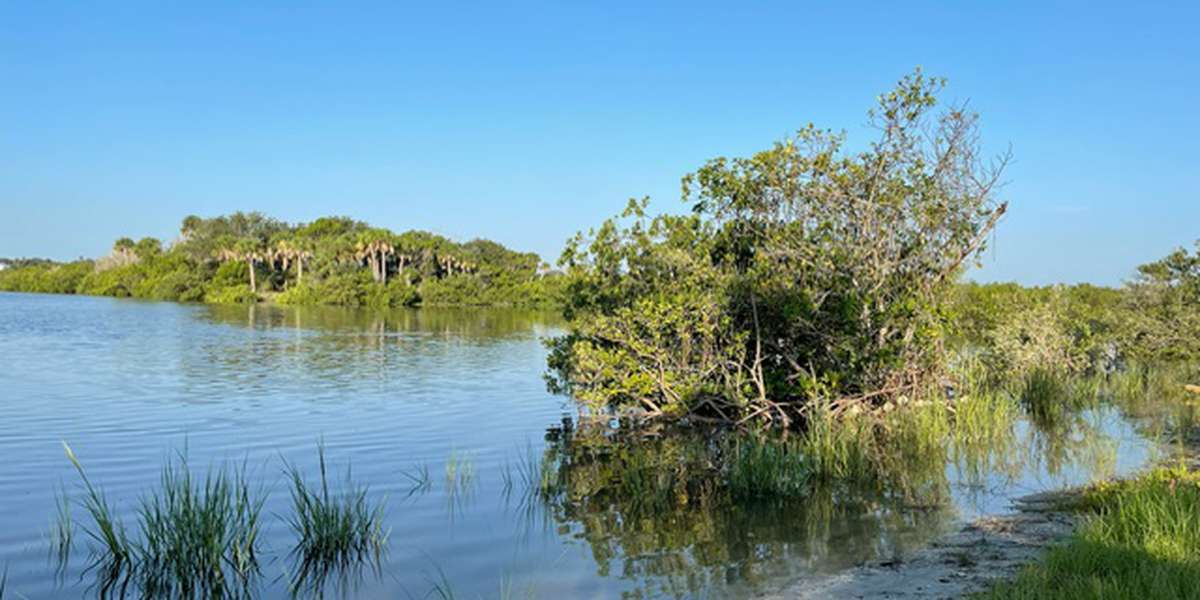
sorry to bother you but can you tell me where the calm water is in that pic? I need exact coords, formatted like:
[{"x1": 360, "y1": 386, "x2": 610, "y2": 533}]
[{"x1": 0, "y1": 292, "x2": 1159, "y2": 599}]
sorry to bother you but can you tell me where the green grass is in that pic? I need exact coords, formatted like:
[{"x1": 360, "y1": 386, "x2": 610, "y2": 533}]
[
  {"x1": 60, "y1": 442, "x2": 265, "y2": 599},
  {"x1": 136, "y1": 457, "x2": 264, "y2": 598},
  {"x1": 401, "y1": 463, "x2": 432, "y2": 498},
  {"x1": 285, "y1": 444, "x2": 389, "y2": 595},
  {"x1": 725, "y1": 434, "x2": 810, "y2": 500},
  {"x1": 57, "y1": 441, "x2": 391, "y2": 598},
  {"x1": 978, "y1": 465, "x2": 1200, "y2": 599},
  {"x1": 444, "y1": 449, "x2": 476, "y2": 493},
  {"x1": 50, "y1": 485, "x2": 73, "y2": 575}
]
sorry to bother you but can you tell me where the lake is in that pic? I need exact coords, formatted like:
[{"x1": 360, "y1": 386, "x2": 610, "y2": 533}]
[{"x1": 0, "y1": 292, "x2": 1160, "y2": 599}]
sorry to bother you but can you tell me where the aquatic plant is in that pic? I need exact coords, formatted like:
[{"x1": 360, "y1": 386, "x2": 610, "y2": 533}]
[
  {"x1": 61, "y1": 442, "x2": 134, "y2": 597},
  {"x1": 1020, "y1": 368, "x2": 1072, "y2": 427},
  {"x1": 725, "y1": 435, "x2": 809, "y2": 500},
  {"x1": 401, "y1": 463, "x2": 432, "y2": 498},
  {"x1": 796, "y1": 404, "x2": 878, "y2": 484},
  {"x1": 285, "y1": 445, "x2": 389, "y2": 596},
  {"x1": 136, "y1": 458, "x2": 264, "y2": 599},
  {"x1": 50, "y1": 486, "x2": 73, "y2": 575},
  {"x1": 444, "y1": 449, "x2": 475, "y2": 493},
  {"x1": 59, "y1": 442, "x2": 265, "y2": 599}
]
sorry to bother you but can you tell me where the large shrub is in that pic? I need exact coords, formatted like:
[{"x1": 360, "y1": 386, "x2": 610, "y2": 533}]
[{"x1": 548, "y1": 70, "x2": 1009, "y2": 427}]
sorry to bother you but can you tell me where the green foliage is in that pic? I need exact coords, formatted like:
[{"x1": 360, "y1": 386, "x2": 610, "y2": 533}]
[
  {"x1": 549, "y1": 70, "x2": 1010, "y2": 426},
  {"x1": 978, "y1": 465, "x2": 1200, "y2": 599},
  {"x1": 204, "y1": 284, "x2": 258, "y2": 305},
  {"x1": 1122, "y1": 241, "x2": 1200, "y2": 362},
  {"x1": 0, "y1": 211, "x2": 559, "y2": 308},
  {"x1": 0, "y1": 260, "x2": 92, "y2": 294},
  {"x1": 950, "y1": 283, "x2": 1125, "y2": 380}
]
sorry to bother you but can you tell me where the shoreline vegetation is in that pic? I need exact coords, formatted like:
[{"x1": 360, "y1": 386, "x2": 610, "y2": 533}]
[
  {"x1": 0, "y1": 214, "x2": 564, "y2": 309},
  {"x1": 538, "y1": 69, "x2": 1200, "y2": 597},
  {"x1": 6, "y1": 70, "x2": 1200, "y2": 598}
]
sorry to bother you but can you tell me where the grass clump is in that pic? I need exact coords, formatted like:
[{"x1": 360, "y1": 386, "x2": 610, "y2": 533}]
[
  {"x1": 444, "y1": 449, "x2": 476, "y2": 493},
  {"x1": 136, "y1": 457, "x2": 264, "y2": 598},
  {"x1": 286, "y1": 445, "x2": 389, "y2": 595},
  {"x1": 978, "y1": 464, "x2": 1200, "y2": 599},
  {"x1": 59, "y1": 442, "x2": 264, "y2": 599},
  {"x1": 725, "y1": 435, "x2": 809, "y2": 500}
]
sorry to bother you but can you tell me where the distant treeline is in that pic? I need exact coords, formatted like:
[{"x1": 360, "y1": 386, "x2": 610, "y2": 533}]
[{"x1": 0, "y1": 213, "x2": 564, "y2": 308}]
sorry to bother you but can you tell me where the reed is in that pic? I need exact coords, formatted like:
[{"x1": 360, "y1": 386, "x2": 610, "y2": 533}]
[
  {"x1": 285, "y1": 444, "x2": 389, "y2": 595},
  {"x1": 50, "y1": 486, "x2": 73, "y2": 575},
  {"x1": 61, "y1": 442, "x2": 134, "y2": 596},
  {"x1": 401, "y1": 463, "x2": 431, "y2": 498},
  {"x1": 798, "y1": 404, "x2": 877, "y2": 484},
  {"x1": 444, "y1": 449, "x2": 476, "y2": 493},
  {"x1": 136, "y1": 457, "x2": 264, "y2": 599},
  {"x1": 725, "y1": 434, "x2": 809, "y2": 500},
  {"x1": 59, "y1": 442, "x2": 265, "y2": 599}
]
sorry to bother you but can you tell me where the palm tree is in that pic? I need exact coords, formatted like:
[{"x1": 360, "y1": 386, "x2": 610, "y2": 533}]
[
  {"x1": 271, "y1": 235, "x2": 315, "y2": 286},
  {"x1": 295, "y1": 243, "x2": 313, "y2": 285},
  {"x1": 215, "y1": 237, "x2": 265, "y2": 293},
  {"x1": 355, "y1": 230, "x2": 395, "y2": 284}
]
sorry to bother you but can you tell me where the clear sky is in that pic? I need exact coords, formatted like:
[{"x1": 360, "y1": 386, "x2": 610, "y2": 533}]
[{"x1": 1, "y1": 1, "x2": 1196, "y2": 285}]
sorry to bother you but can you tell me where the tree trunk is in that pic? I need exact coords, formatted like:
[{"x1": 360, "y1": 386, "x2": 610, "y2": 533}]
[
  {"x1": 380, "y1": 251, "x2": 388, "y2": 284},
  {"x1": 297, "y1": 258, "x2": 304, "y2": 284},
  {"x1": 247, "y1": 259, "x2": 257, "y2": 293}
]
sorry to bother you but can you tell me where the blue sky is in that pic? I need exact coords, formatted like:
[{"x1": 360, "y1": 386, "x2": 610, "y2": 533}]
[{"x1": 1, "y1": 1, "x2": 1196, "y2": 285}]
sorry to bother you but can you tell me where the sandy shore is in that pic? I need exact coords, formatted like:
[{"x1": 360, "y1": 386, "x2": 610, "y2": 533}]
[
  {"x1": 763, "y1": 490, "x2": 1078, "y2": 599},
  {"x1": 766, "y1": 438, "x2": 1200, "y2": 600}
]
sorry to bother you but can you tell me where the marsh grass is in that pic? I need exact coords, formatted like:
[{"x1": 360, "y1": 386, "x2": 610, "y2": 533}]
[
  {"x1": 1019, "y1": 368, "x2": 1071, "y2": 426},
  {"x1": 50, "y1": 486, "x2": 73, "y2": 576},
  {"x1": 444, "y1": 449, "x2": 475, "y2": 493},
  {"x1": 285, "y1": 445, "x2": 389, "y2": 596},
  {"x1": 59, "y1": 442, "x2": 265, "y2": 599},
  {"x1": 401, "y1": 463, "x2": 431, "y2": 499},
  {"x1": 798, "y1": 404, "x2": 877, "y2": 484},
  {"x1": 725, "y1": 435, "x2": 809, "y2": 500},
  {"x1": 977, "y1": 464, "x2": 1200, "y2": 599}
]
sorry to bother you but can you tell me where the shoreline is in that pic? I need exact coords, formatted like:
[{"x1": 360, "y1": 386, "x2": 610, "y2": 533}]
[{"x1": 769, "y1": 440, "x2": 1200, "y2": 599}]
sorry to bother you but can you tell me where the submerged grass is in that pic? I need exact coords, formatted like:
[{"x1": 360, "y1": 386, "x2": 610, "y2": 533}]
[
  {"x1": 137, "y1": 457, "x2": 264, "y2": 599},
  {"x1": 57, "y1": 441, "x2": 389, "y2": 599},
  {"x1": 285, "y1": 444, "x2": 389, "y2": 596},
  {"x1": 401, "y1": 463, "x2": 432, "y2": 499},
  {"x1": 60, "y1": 442, "x2": 264, "y2": 599},
  {"x1": 725, "y1": 434, "x2": 809, "y2": 500},
  {"x1": 978, "y1": 464, "x2": 1200, "y2": 599},
  {"x1": 50, "y1": 485, "x2": 73, "y2": 576},
  {"x1": 444, "y1": 449, "x2": 476, "y2": 493}
]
